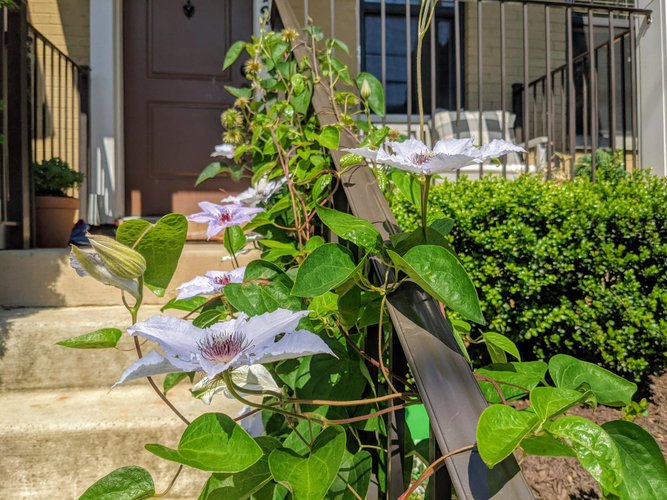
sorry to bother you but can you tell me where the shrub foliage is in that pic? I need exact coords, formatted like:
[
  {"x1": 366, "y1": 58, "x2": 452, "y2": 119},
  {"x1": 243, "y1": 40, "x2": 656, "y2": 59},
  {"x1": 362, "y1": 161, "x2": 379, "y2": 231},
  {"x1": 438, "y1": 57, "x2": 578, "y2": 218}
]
[{"x1": 392, "y1": 173, "x2": 667, "y2": 380}]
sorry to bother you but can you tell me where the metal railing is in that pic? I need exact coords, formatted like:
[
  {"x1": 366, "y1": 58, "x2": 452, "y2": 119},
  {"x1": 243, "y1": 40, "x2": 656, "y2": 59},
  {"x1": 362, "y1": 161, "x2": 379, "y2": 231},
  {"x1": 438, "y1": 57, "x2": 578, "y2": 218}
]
[
  {"x1": 273, "y1": 0, "x2": 535, "y2": 498},
  {"x1": 28, "y1": 24, "x2": 90, "y2": 176},
  {"x1": 302, "y1": 0, "x2": 651, "y2": 179},
  {"x1": 0, "y1": 0, "x2": 90, "y2": 249}
]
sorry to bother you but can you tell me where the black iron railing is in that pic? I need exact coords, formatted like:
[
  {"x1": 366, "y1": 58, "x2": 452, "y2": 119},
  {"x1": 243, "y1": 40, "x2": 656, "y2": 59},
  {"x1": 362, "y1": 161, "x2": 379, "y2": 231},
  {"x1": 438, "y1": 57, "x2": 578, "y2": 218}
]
[
  {"x1": 301, "y1": 0, "x2": 651, "y2": 178},
  {"x1": 0, "y1": 0, "x2": 90, "y2": 249}
]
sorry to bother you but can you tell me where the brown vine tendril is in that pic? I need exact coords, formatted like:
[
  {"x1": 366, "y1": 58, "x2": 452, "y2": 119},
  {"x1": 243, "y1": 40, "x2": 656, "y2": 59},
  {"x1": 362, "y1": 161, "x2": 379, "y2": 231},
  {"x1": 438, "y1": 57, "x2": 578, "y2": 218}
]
[
  {"x1": 153, "y1": 465, "x2": 183, "y2": 498},
  {"x1": 398, "y1": 444, "x2": 475, "y2": 500}
]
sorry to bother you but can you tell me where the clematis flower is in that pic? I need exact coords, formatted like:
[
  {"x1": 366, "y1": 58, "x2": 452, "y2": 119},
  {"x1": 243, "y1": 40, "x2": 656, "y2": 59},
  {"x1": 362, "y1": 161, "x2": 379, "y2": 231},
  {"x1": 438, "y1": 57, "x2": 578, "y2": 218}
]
[
  {"x1": 188, "y1": 201, "x2": 264, "y2": 239},
  {"x1": 210, "y1": 143, "x2": 236, "y2": 159},
  {"x1": 221, "y1": 176, "x2": 286, "y2": 207},
  {"x1": 474, "y1": 139, "x2": 526, "y2": 162},
  {"x1": 237, "y1": 405, "x2": 265, "y2": 437},
  {"x1": 346, "y1": 137, "x2": 525, "y2": 175},
  {"x1": 345, "y1": 138, "x2": 477, "y2": 175},
  {"x1": 115, "y1": 309, "x2": 335, "y2": 400},
  {"x1": 175, "y1": 267, "x2": 246, "y2": 300}
]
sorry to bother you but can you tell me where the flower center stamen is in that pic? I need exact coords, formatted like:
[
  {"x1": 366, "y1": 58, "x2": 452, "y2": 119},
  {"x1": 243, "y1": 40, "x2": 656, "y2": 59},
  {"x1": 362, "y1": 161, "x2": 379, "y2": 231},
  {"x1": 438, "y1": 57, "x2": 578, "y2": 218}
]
[
  {"x1": 212, "y1": 274, "x2": 232, "y2": 286},
  {"x1": 218, "y1": 210, "x2": 233, "y2": 224},
  {"x1": 197, "y1": 331, "x2": 250, "y2": 363},
  {"x1": 411, "y1": 152, "x2": 434, "y2": 166}
]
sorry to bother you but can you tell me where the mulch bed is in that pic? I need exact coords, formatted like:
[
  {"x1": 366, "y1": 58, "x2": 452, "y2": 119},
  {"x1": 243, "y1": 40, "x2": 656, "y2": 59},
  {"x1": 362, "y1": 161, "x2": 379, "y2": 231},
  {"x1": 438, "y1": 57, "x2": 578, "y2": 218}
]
[{"x1": 519, "y1": 372, "x2": 667, "y2": 499}]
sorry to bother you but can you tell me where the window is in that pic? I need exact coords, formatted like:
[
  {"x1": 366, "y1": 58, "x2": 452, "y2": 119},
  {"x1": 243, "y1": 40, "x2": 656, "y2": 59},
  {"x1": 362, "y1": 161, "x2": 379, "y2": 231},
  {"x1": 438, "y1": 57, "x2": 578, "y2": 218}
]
[{"x1": 360, "y1": 0, "x2": 458, "y2": 114}]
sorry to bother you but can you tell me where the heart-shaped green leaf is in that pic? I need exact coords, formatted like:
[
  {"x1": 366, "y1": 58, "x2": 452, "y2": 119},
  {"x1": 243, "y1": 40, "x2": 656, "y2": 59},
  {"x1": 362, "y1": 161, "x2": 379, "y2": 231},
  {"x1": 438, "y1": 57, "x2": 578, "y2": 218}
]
[
  {"x1": 547, "y1": 416, "x2": 622, "y2": 495},
  {"x1": 145, "y1": 413, "x2": 262, "y2": 473},
  {"x1": 318, "y1": 126, "x2": 340, "y2": 150},
  {"x1": 316, "y1": 206, "x2": 382, "y2": 252},
  {"x1": 225, "y1": 260, "x2": 303, "y2": 315},
  {"x1": 477, "y1": 405, "x2": 539, "y2": 467},
  {"x1": 327, "y1": 450, "x2": 372, "y2": 499},
  {"x1": 269, "y1": 426, "x2": 346, "y2": 500},
  {"x1": 389, "y1": 246, "x2": 484, "y2": 324},
  {"x1": 198, "y1": 437, "x2": 280, "y2": 500},
  {"x1": 57, "y1": 328, "x2": 122, "y2": 349},
  {"x1": 476, "y1": 361, "x2": 547, "y2": 403},
  {"x1": 116, "y1": 214, "x2": 188, "y2": 297},
  {"x1": 549, "y1": 354, "x2": 637, "y2": 406},
  {"x1": 80, "y1": 466, "x2": 154, "y2": 500},
  {"x1": 602, "y1": 420, "x2": 667, "y2": 499},
  {"x1": 292, "y1": 244, "x2": 357, "y2": 297},
  {"x1": 530, "y1": 387, "x2": 589, "y2": 422}
]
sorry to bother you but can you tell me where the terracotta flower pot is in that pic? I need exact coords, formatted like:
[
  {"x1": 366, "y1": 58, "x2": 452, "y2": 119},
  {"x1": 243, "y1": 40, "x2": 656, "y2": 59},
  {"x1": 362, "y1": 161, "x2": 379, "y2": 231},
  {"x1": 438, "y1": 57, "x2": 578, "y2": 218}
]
[{"x1": 35, "y1": 196, "x2": 79, "y2": 248}]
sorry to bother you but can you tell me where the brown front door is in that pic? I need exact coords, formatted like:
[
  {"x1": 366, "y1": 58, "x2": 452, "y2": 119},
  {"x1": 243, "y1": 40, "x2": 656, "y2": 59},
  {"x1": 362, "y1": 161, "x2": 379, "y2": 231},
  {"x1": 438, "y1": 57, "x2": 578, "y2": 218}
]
[{"x1": 123, "y1": 0, "x2": 252, "y2": 216}]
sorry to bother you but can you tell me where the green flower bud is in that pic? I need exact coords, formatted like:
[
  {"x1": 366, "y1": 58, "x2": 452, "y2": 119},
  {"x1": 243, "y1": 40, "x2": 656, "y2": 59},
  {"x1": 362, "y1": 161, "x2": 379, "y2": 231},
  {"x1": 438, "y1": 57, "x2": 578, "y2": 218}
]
[
  {"x1": 87, "y1": 234, "x2": 147, "y2": 279},
  {"x1": 360, "y1": 78, "x2": 372, "y2": 100}
]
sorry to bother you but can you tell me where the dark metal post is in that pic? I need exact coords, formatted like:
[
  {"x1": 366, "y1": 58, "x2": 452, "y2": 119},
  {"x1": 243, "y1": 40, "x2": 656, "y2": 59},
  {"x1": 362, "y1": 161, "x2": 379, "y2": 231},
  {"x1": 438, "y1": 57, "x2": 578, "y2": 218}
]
[
  {"x1": 608, "y1": 11, "x2": 616, "y2": 153},
  {"x1": 567, "y1": 6, "x2": 576, "y2": 178},
  {"x1": 588, "y1": 9, "x2": 597, "y2": 179},
  {"x1": 523, "y1": 2, "x2": 530, "y2": 172},
  {"x1": 477, "y1": 0, "x2": 483, "y2": 177},
  {"x1": 5, "y1": 0, "x2": 31, "y2": 248},
  {"x1": 406, "y1": 0, "x2": 412, "y2": 134},
  {"x1": 500, "y1": 1, "x2": 507, "y2": 177},
  {"x1": 545, "y1": 6, "x2": 552, "y2": 178},
  {"x1": 387, "y1": 330, "x2": 406, "y2": 499}
]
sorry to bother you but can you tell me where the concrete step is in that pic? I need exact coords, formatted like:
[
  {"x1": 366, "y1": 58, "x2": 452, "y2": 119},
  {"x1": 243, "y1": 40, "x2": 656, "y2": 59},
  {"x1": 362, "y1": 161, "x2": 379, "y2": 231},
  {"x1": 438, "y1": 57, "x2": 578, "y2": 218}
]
[
  {"x1": 0, "y1": 384, "x2": 246, "y2": 499},
  {"x1": 0, "y1": 305, "x2": 190, "y2": 392},
  {"x1": 0, "y1": 243, "x2": 260, "y2": 308}
]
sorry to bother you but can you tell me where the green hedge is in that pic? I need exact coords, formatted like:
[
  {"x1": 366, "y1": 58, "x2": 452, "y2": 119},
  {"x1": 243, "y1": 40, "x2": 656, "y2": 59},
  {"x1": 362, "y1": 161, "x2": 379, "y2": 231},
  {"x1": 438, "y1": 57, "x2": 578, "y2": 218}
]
[{"x1": 391, "y1": 173, "x2": 667, "y2": 381}]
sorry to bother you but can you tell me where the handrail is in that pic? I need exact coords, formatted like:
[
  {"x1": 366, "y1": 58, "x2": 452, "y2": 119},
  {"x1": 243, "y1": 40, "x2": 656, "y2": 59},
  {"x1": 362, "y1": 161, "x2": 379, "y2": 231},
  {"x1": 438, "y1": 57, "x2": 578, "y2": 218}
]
[
  {"x1": 28, "y1": 23, "x2": 83, "y2": 69},
  {"x1": 272, "y1": 0, "x2": 535, "y2": 498},
  {"x1": 459, "y1": 0, "x2": 651, "y2": 18}
]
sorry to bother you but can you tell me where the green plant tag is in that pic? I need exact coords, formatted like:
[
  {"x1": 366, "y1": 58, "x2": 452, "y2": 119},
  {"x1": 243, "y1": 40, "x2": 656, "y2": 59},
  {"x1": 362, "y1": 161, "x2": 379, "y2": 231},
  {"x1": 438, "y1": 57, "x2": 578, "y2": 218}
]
[
  {"x1": 56, "y1": 328, "x2": 123, "y2": 349},
  {"x1": 145, "y1": 413, "x2": 262, "y2": 473},
  {"x1": 80, "y1": 466, "x2": 154, "y2": 500}
]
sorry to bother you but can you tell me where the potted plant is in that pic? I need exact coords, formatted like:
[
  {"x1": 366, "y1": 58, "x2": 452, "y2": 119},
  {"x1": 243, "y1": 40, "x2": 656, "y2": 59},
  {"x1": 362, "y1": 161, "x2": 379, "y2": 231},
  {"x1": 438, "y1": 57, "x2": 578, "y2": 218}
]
[{"x1": 33, "y1": 157, "x2": 84, "y2": 247}]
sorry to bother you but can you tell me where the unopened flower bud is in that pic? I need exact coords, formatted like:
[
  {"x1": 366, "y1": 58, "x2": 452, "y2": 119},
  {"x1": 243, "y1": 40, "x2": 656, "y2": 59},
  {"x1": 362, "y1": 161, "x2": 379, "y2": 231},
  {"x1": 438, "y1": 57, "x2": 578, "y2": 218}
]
[
  {"x1": 360, "y1": 79, "x2": 372, "y2": 100},
  {"x1": 87, "y1": 234, "x2": 146, "y2": 279}
]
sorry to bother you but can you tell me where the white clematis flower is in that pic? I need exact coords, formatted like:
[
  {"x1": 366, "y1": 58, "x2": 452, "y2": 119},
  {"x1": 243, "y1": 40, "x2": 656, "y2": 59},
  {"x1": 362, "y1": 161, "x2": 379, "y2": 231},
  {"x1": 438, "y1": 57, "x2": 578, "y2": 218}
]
[
  {"x1": 345, "y1": 137, "x2": 525, "y2": 175},
  {"x1": 175, "y1": 267, "x2": 246, "y2": 300},
  {"x1": 188, "y1": 202, "x2": 264, "y2": 239},
  {"x1": 115, "y1": 309, "x2": 335, "y2": 401},
  {"x1": 211, "y1": 143, "x2": 236, "y2": 159},
  {"x1": 221, "y1": 176, "x2": 287, "y2": 207},
  {"x1": 474, "y1": 139, "x2": 526, "y2": 162}
]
